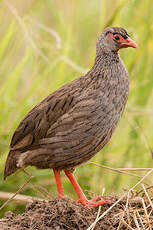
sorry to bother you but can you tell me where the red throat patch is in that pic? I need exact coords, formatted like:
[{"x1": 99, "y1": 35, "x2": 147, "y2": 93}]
[{"x1": 114, "y1": 49, "x2": 119, "y2": 54}]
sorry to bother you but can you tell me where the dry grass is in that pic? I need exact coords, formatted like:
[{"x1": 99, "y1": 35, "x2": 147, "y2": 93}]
[{"x1": 87, "y1": 168, "x2": 153, "y2": 230}]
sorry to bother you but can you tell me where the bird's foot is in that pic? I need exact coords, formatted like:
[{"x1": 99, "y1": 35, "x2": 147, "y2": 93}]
[{"x1": 77, "y1": 196, "x2": 111, "y2": 207}]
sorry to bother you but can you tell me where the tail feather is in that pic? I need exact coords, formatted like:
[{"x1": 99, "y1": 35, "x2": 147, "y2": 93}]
[{"x1": 4, "y1": 150, "x2": 20, "y2": 180}]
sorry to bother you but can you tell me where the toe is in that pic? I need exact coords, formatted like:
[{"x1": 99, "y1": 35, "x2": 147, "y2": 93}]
[
  {"x1": 88, "y1": 199, "x2": 111, "y2": 207},
  {"x1": 77, "y1": 197, "x2": 111, "y2": 207}
]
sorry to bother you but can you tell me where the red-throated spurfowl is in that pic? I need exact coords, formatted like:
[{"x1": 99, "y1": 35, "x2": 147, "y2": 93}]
[{"x1": 4, "y1": 27, "x2": 137, "y2": 207}]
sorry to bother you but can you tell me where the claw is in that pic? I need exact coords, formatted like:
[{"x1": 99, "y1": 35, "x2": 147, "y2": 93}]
[{"x1": 77, "y1": 197, "x2": 111, "y2": 207}]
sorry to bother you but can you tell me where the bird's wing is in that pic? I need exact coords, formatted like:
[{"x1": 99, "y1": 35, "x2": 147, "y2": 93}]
[
  {"x1": 10, "y1": 90, "x2": 74, "y2": 151},
  {"x1": 34, "y1": 97, "x2": 108, "y2": 169},
  {"x1": 15, "y1": 97, "x2": 102, "y2": 170}
]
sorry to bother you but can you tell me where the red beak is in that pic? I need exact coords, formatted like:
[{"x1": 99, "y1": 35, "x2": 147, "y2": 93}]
[{"x1": 122, "y1": 37, "x2": 138, "y2": 49}]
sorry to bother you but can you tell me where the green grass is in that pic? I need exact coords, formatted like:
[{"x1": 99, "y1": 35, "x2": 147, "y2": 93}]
[{"x1": 0, "y1": 0, "x2": 153, "y2": 217}]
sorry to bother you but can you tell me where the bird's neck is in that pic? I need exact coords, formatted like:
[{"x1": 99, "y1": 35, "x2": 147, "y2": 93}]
[
  {"x1": 88, "y1": 51, "x2": 121, "y2": 76},
  {"x1": 96, "y1": 51, "x2": 120, "y2": 66}
]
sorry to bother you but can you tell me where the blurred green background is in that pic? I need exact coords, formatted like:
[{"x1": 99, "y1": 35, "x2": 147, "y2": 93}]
[{"x1": 0, "y1": 0, "x2": 153, "y2": 217}]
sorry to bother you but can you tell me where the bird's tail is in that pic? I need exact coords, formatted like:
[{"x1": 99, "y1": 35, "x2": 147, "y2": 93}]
[{"x1": 4, "y1": 150, "x2": 20, "y2": 180}]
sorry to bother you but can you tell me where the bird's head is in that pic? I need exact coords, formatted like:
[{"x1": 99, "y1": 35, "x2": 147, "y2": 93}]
[{"x1": 97, "y1": 27, "x2": 138, "y2": 55}]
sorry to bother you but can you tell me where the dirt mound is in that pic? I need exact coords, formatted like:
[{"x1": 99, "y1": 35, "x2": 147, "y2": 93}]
[{"x1": 0, "y1": 194, "x2": 152, "y2": 230}]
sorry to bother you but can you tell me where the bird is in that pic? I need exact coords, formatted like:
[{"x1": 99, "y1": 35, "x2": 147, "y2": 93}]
[{"x1": 4, "y1": 27, "x2": 137, "y2": 207}]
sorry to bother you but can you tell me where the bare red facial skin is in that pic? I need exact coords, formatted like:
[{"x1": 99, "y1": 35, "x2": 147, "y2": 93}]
[{"x1": 108, "y1": 33, "x2": 138, "y2": 53}]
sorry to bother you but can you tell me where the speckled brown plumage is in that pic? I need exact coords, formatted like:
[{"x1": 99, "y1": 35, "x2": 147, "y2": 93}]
[
  {"x1": 4, "y1": 26, "x2": 137, "y2": 178},
  {"x1": 4, "y1": 27, "x2": 137, "y2": 206}
]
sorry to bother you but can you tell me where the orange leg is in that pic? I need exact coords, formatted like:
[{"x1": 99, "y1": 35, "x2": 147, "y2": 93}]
[
  {"x1": 53, "y1": 169, "x2": 64, "y2": 198},
  {"x1": 64, "y1": 170, "x2": 111, "y2": 207}
]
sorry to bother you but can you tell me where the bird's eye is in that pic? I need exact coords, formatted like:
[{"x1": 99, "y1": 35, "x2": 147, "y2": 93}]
[{"x1": 114, "y1": 36, "x2": 120, "y2": 40}]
